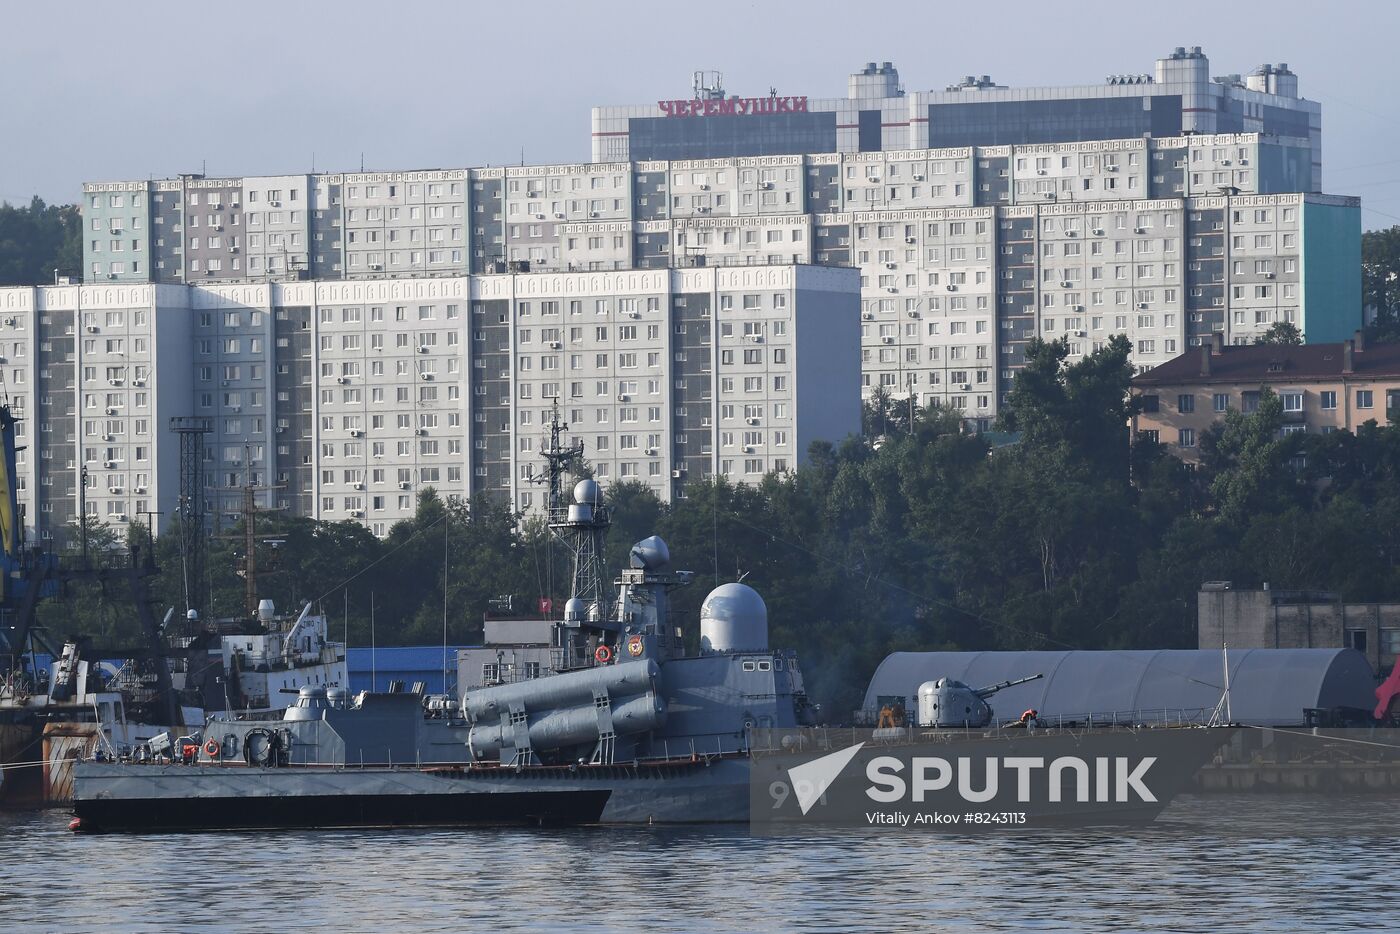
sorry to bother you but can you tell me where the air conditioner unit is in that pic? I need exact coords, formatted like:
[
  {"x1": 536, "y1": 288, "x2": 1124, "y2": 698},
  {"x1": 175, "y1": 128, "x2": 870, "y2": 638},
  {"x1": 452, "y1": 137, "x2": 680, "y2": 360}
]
[
  {"x1": 1105, "y1": 164, "x2": 1119, "y2": 172},
  {"x1": 336, "y1": 376, "x2": 347, "y2": 384},
  {"x1": 1072, "y1": 304, "x2": 1084, "y2": 311},
  {"x1": 114, "y1": 513, "x2": 127, "y2": 522},
  {"x1": 742, "y1": 445, "x2": 754, "y2": 453},
  {"x1": 133, "y1": 378, "x2": 145, "y2": 387},
  {"x1": 869, "y1": 176, "x2": 880, "y2": 183},
  {"x1": 353, "y1": 482, "x2": 363, "y2": 490},
  {"x1": 699, "y1": 184, "x2": 710, "y2": 191},
  {"x1": 671, "y1": 469, "x2": 684, "y2": 478},
  {"x1": 1036, "y1": 169, "x2": 1047, "y2": 176},
  {"x1": 886, "y1": 287, "x2": 898, "y2": 293},
  {"x1": 86, "y1": 325, "x2": 99, "y2": 333},
  {"x1": 134, "y1": 486, "x2": 146, "y2": 494},
  {"x1": 228, "y1": 246, "x2": 238, "y2": 253},
  {"x1": 104, "y1": 460, "x2": 116, "y2": 468},
  {"x1": 107, "y1": 274, "x2": 116, "y2": 279},
  {"x1": 617, "y1": 393, "x2": 629, "y2": 402},
  {"x1": 1066, "y1": 230, "x2": 1078, "y2": 237},
  {"x1": 697, "y1": 207, "x2": 709, "y2": 213},
  {"x1": 105, "y1": 407, "x2": 117, "y2": 415},
  {"x1": 861, "y1": 312, "x2": 873, "y2": 320},
  {"x1": 885, "y1": 262, "x2": 897, "y2": 269},
  {"x1": 1221, "y1": 159, "x2": 1231, "y2": 166},
  {"x1": 913, "y1": 174, "x2": 925, "y2": 181},
  {"x1": 535, "y1": 213, "x2": 546, "y2": 220},
  {"x1": 1239, "y1": 158, "x2": 1249, "y2": 166},
  {"x1": 554, "y1": 212, "x2": 565, "y2": 219},
  {"x1": 908, "y1": 311, "x2": 919, "y2": 318},
  {"x1": 548, "y1": 341, "x2": 561, "y2": 349},
  {"x1": 1074, "y1": 330, "x2": 1086, "y2": 337},
  {"x1": 747, "y1": 417, "x2": 760, "y2": 425},
  {"x1": 1134, "y1": 227, "x2": 1146, "y2": 234},
  {"x1": 881, "y1": 336, "x2": 894, "y2": 344},
  {"x1": 269, "y1": 200, "x2": 281, "y2": 207},
  {"x1": 101, "y1": 434, "x2": 113, "y2": 442},
  {"x1": 109, "y1": 486, "x2": 123, "y2": 494},
  {"x1": 3, "y1": 318, "x2": 13, "y2": 326},
  {"x1": 276, "y1": 426, "x2": 285, "y2": 433},
  {"x1": 1263, "y1": 272, "x2": 1275, "y2": 279},
  {"x1": 1061, "y1": 281, "x2": 1072, "y2": 288},
  {"x1": 350, "y1": 510, "x2": 363, "y2": 518},
  {"x1": 420, "y1": 372, "x2": 433, "y2": 380},
  {"x1": 215, "y1": 224, "x2": 224, "y2": 231},
  {"x1": 399, "y1": 481, "x2": 410, "y2": 489},
  {"x1": 589, "y1": 212, "x2": 599, "y2": 217},
  {"x1": 761, "y1": 182, "x2": 774, "y2": 189},
  {"x1": 417, "y1": 346, "x2": 429, "y2": 353},
  {"x1": 946, "y1": 285, "x2": 957, "y2": 292},
  {"x1": 349, "y1": 429, "x2": 361, "y2": 437},
  {"x1": 415, "y1": 428, "x2": 426, "y2": 436},
  {"x1": 1138, "y1": 302, "x2": 1150, "y2": 309},
  {"x1": 1092, "y1": 228, "x2": 1105, "y2": 236},
  {"x1": 959, "y1": 383, "x2": 971, "y2": 391},
  {"x1": 645, "y1": 448, "x2": 657, "y2": 455},
  {"x1": 109, "y1": 378, "x2": 123, "y2": 385},
  {"x1": 905, "y1": 236, "x2": 916, "y2": 243}
]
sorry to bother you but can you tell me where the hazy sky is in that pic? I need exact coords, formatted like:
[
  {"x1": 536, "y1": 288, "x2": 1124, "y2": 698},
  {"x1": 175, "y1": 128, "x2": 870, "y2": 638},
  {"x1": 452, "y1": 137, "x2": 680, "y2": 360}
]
[{"x1": 4, "y1": 0, "x2": 1396, "y2": 228}]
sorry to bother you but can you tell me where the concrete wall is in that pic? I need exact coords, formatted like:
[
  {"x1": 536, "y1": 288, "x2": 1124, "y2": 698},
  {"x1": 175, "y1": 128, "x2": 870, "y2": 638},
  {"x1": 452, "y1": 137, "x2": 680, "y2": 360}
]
[{"x1": 1199, "y1": 586, "x2": 1400, "y2": 675}]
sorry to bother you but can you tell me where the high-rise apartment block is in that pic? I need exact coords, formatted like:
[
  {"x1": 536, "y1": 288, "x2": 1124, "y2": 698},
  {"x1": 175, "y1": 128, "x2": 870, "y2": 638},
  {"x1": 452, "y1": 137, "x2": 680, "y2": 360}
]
[
  {"x1": 0, "y1": 266, "x2": 858, "y2": 541},
  {"x1": 32, "y1": 47, "x2": 1360, "y2": 542}
]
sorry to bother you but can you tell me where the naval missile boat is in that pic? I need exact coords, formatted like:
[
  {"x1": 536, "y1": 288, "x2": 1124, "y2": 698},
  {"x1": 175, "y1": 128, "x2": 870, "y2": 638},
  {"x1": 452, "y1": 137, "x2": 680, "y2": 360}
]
[{"x1": 69, "y1": 410, "x2": 1233, "y2": 833}]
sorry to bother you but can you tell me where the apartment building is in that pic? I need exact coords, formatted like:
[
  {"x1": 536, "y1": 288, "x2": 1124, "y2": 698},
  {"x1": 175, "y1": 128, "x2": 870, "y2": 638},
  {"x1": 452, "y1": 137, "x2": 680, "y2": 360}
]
[
  {"x1": 592, "y1": 48, "x2": 1322, "y2": 191},
  {"x1": 0, "y1": 265, "x2": 859, "y2": 541},
  {"x1": 1131, "y1": 332, "x2": 1400, "y2": 462}
]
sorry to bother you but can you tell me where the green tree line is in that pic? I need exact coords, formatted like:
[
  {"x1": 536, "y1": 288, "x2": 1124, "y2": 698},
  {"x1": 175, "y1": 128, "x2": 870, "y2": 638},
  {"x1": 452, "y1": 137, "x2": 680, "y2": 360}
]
[
  {"x1": 45, "y1": 334, "x2": 1400, "y2": 716},
  {"x1": 0, "y1": 197, "x2": 81, "y2": 285}
]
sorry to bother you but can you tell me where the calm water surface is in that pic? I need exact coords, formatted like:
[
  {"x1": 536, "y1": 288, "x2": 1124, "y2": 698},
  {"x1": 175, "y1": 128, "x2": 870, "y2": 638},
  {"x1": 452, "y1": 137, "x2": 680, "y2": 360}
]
[{"x1": 0, "y1": 795, "x2": 1387, "y2": 933}]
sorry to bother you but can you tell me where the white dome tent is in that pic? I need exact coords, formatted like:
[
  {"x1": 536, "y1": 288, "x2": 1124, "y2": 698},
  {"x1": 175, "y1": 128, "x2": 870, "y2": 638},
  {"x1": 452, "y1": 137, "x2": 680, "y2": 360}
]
[{"x1": 863, "y1": 649, "x2": 1377, "y2": 726}]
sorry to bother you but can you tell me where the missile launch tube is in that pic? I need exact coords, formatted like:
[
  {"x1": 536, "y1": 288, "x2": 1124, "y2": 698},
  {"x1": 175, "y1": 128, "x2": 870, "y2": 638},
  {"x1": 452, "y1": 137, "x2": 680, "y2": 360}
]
[
  {"x1": 464, "y1": 658, "x2": 658, "y2": 720},
  {"x1": 468, "y1": 692, "x2": 667, "y2": 758}
]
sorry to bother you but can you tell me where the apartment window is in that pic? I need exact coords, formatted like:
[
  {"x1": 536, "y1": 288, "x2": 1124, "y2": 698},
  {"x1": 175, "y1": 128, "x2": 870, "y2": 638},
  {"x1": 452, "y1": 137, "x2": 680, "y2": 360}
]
[
  {"x1": 1281, "y1": 393, "x2": 1304, "y2": 413},
  {"x1": 1178, "y1": 428, "x2": 1196, "y2": 448},
  {"x1": 1320, "y1": 391, "x2": 1337, "y2": 410},
  {"x1": 1357, "y1": 390, "x2": 1374, "y2": 409},
  {"x1": 1177, "y1": 394, "x2": 1195, "y2": 414},
  {"x1": 1213, "y1": 393, "x2": 1229, "y2": 413}
]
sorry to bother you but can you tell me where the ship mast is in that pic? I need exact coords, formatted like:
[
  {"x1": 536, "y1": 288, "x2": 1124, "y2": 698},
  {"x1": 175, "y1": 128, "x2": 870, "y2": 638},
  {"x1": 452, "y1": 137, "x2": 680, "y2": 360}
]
[{"x1": 537, "y1": 400, "x2": 613, "y2": 631}]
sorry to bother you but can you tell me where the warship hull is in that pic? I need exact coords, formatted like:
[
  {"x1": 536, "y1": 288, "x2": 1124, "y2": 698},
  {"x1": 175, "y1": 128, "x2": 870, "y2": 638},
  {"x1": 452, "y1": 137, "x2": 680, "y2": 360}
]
[
  {"x1": 71, "y1": 757, "x2": 751, "y2": 832},
  {"x1": 72, "y1": 726, "x2": 1233, "y2": 833}
]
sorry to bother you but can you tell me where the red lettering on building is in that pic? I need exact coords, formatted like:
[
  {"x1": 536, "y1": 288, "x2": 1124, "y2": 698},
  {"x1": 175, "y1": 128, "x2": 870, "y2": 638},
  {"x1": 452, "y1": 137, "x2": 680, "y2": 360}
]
[{"x1": 655, "y1": 96, "x2": 811, "y2": 118}]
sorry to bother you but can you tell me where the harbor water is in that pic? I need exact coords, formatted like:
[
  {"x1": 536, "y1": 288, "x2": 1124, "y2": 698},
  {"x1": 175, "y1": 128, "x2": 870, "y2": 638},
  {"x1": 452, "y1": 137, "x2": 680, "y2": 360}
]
[{"x1": 0, "y1": 794, "x2": 1388, "y2": 933}]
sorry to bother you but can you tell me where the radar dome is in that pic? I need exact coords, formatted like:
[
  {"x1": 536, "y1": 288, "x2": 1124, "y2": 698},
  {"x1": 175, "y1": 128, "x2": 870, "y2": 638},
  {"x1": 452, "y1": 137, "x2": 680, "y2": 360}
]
[
  {"x1": 629, "y1": 535, "x2": 671, "y2": 570},
  {"x1": 700, "y1": 582, "x2": 768, "y2": 653},
  {"x1": 564, "y1": 597, "x2": 586, "y2": 622},
  {"x1": 573, "y1": 479, "x2": 600, "y2": 505}
]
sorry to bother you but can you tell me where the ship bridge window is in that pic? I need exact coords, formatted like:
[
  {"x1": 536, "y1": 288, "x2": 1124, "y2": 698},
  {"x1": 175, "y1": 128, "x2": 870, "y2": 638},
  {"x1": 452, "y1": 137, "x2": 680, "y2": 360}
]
[
  {"x1": 742, "y1": 661, "x2": 756, "y2": 672},
  {"x1": 757, "y1": 661, "x2": 772, "y2": 672},
  {"x1": 774, "y1": 657, "x2": 784, "y2": 671}
]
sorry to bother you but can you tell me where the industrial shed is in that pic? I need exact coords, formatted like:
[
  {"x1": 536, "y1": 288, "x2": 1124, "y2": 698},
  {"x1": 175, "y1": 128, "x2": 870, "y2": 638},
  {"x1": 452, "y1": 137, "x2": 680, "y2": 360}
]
[{"x1": 863, "y1": 649, "x2": 1377, "y2": 726}]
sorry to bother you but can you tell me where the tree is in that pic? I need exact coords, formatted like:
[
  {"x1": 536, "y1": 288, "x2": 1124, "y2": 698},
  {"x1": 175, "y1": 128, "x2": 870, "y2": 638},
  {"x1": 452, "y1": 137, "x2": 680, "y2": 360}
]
[
  {"x1": 0, "y1": 197, "x2": 82, "y2": 285},
  {"x1": 1255, "y1": 321, "x2": 1303, "y2": 346}
]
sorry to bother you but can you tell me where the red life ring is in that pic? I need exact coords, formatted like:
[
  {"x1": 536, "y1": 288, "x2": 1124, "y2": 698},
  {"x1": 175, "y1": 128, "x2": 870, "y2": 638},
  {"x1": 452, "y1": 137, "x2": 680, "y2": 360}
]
[
  {"x1": 594, "y1": 644, "x2": 613, "y2": 664},
  {"x1": 204, "y1": 738, "x2": 221, "y2": 758}
]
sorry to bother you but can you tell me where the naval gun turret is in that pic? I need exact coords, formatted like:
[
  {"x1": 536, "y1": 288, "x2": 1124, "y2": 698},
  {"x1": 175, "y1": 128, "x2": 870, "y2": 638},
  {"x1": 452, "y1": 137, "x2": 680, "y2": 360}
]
[{"x1": 917, "y1": 674, "x2": 1044, "y2": 728}]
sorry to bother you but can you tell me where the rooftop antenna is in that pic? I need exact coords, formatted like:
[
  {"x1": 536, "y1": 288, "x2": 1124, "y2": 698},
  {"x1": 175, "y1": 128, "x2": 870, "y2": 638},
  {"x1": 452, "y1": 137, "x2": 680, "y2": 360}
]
[{"x1": 360, "y1": 153, "x2": 365, "y2": 172}]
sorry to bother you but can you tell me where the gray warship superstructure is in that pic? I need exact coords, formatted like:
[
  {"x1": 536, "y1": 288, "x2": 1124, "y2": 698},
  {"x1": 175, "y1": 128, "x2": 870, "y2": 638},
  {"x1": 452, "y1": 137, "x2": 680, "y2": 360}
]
[{"x1": 70, "y1": 409, "x2": 819, "y2": 831}]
